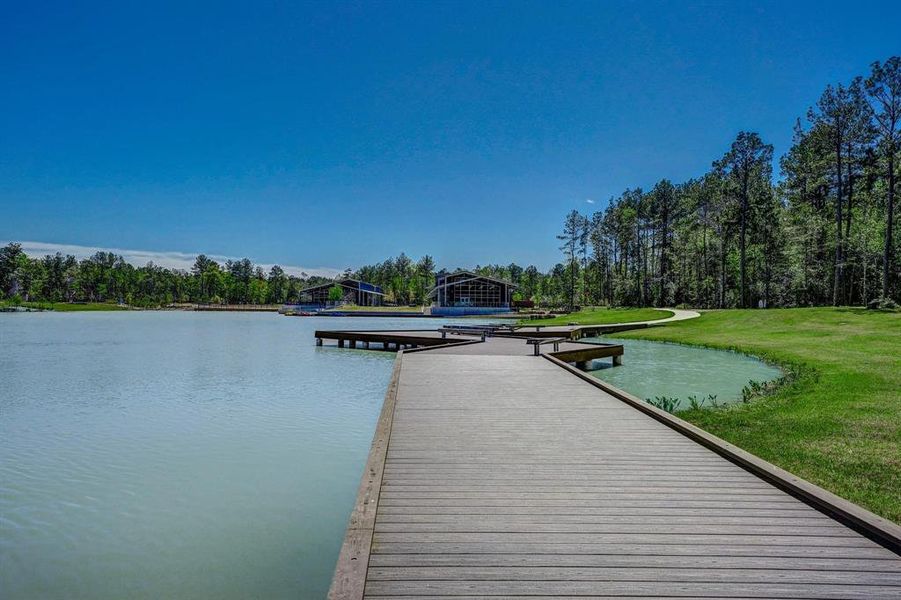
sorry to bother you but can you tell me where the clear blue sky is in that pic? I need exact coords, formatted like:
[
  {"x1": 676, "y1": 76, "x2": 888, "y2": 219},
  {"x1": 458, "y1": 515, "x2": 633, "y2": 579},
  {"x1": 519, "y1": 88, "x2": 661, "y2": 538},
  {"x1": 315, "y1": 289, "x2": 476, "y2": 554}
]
[{"x1": 2, "y1": 1, "x2": 899, "y2": 273}]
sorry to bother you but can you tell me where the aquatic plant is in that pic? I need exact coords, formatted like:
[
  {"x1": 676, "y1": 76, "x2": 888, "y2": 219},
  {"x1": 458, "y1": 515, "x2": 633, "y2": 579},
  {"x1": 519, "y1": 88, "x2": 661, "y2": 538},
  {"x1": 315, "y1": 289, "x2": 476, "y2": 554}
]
[
  {"x1": 685, "y1": 394, "x2": 721, "y2": 411},
  {"x1": 646, "y1": 396, "x2": 680, "y2": 413}
]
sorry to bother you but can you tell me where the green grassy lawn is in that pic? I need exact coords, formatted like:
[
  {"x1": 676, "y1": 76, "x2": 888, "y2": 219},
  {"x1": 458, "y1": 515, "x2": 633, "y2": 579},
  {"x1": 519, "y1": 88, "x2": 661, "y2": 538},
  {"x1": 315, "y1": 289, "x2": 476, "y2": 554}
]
[
  {"x1": 522, "y1": 307, "x2": 672, "y2": 326},
  {"x1": 613, "y1": 307, "x2": 900, "y2": 523},
  {"x1": 1, "y1": 301, "x2": 129, "y2": 311}
]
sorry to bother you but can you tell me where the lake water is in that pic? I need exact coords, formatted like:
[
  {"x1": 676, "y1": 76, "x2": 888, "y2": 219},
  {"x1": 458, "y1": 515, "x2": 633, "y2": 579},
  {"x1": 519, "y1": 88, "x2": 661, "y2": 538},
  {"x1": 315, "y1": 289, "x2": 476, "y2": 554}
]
[
  {"x1": 0, "y1": 312, "x2": 469, "y2": 599},
  {"x1": 1, "y1": 312, "x2": 781, "y2": 599},
  {"x1": 584, "y1": 336, "x2": 783, "y2": 408}
]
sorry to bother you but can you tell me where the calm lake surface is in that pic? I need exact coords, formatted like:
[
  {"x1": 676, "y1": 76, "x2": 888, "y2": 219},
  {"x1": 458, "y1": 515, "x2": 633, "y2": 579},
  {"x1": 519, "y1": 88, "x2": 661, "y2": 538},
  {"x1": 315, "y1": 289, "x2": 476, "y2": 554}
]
[
  {"x1": 0, "y1": 312, "x2": 467, "y2": 600},
  {"x1": 1, "y1": 312, "x2": 780, "y2": 599},
  {"x1": 585, "y1": 336, "x2": 783, "y2": 408}
]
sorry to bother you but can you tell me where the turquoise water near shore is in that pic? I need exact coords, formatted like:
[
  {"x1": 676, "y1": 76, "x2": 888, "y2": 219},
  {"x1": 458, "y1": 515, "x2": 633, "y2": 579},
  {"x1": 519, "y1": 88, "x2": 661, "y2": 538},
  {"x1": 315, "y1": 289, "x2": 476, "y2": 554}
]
[
  {"x1": 1, "y1": 313, "x2": 781, "y2": 599},
  {"x1": 583, "y1": 336, "x2": 783, "y2": 408}
]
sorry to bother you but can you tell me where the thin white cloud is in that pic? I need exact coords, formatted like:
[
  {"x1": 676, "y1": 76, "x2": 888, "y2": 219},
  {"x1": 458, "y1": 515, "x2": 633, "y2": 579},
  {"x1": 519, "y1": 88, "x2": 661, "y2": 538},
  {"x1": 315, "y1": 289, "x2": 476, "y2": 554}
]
[
  {"x1": 5, "y1": 240, "x2": 344, "y2": 279},
  {"x1": 585, "y1": 198, "x2": 595, "y2": 204}
]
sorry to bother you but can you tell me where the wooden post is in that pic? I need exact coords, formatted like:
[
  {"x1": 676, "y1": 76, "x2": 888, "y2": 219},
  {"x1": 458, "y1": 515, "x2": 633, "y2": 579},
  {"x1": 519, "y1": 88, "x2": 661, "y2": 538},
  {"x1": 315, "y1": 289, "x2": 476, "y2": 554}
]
[
  {"x1": 349, "y1": 340, "x2": 357, "y2": 349},
  {"x1": 576, "y1": 360, "x2": 590, "y2": 370},
  {"x1": 613, "y1": 354, "x2": 622, "y2": 366},
  {"x1": 338, "y1": 339, "x2": 345, "y2": 348},
  {"x1": 364, "y1": 341, "x2": 370, "y2": 349},
  {"x1": 316, "y1": 338, "x2": 323, "y2": 346}
]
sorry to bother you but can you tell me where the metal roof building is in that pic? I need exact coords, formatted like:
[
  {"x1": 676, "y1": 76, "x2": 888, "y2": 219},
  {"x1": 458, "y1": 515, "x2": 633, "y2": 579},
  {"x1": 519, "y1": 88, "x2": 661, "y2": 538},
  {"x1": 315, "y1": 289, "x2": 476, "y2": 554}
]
[
  {"x1": 428, "y1": 270, "x2": 515, "y2": 315},
  {"x1": 299, "y1": 279, "x2": 384, "y2": 307}
]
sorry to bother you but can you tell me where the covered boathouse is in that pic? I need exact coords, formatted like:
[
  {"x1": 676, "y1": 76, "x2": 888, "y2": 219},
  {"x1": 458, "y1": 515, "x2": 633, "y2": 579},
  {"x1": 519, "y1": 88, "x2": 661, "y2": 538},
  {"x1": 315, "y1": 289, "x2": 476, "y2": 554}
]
[
  {"x1": 298, "y1": 278, "x2": 384, "y2": 309},
  {"x1": 428, "y1": 270, "x2": 516, "y2": 316}
]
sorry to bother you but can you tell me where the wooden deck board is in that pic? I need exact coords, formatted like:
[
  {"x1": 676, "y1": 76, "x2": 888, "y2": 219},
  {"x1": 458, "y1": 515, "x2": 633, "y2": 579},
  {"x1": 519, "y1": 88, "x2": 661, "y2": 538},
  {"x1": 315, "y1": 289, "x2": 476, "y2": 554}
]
[{"x1": 328, "y1": 352, "x2": 900, "y2": 598}]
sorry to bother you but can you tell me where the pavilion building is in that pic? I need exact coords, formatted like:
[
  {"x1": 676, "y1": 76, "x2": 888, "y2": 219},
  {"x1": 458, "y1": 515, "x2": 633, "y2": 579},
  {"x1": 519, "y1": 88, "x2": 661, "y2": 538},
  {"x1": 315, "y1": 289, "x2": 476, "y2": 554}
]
[
  {"x1": 297, "y1": 279, "x2": 384, "y2": 309},
  {"x1": 428, "y1": 270, "x2": 516, "y2": 316}
]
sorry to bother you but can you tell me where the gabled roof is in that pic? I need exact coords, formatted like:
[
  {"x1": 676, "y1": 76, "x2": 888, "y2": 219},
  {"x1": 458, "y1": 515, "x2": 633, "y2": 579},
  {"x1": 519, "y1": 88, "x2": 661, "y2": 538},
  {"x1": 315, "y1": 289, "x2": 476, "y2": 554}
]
[
  {"x1": 435, "y1": 270, "x2": 516, "y2": 287},
  {"x1": 427, "y1": 271, "x2": 517, "y2": 298},
  {"x1": 300, "y1": 278, "x2": 385, "y2": 295}
]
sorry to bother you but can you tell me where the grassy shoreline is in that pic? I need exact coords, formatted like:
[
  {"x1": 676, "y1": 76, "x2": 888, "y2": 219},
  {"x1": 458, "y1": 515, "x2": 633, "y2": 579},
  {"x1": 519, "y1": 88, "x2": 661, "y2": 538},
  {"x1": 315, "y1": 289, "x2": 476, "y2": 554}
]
[
  {"x1": 610, "y1": 307, "x2": 900, "y2": 523},
  {"x1": 521, "y1": 307, "x2": 671, "y2": 326}
]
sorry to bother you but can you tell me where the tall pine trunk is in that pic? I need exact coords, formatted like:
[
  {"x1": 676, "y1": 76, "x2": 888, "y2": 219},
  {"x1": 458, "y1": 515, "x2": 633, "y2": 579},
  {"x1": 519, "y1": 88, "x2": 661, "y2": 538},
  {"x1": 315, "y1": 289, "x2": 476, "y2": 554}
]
[
  {"x1": 739, "y1": 169, "x2": 749, "y2": 308},
  {"x1": 833, "y1": 139, "x2": 844, "y2": 305},
  {"x1": 884, "y1": 151, "x2": 896, "y2": 299},
  {"x1": 845, "y1": 164, "x2": 855, "y2": 305},
  {"x1": 719, "y1": 237, "x2": 726, "y2": 308}
]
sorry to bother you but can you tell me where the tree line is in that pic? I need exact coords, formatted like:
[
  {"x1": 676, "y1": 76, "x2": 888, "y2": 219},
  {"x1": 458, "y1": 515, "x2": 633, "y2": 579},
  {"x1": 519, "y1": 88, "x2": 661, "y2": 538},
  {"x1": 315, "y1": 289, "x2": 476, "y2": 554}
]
[
  {"x1": 0, "y1": 246, "x2": 332, "y2": 307},
  {"x1": 0, "y1": 242, "x2": 587, "y2": 309},
  {"x1": 554, "y1": 57, "x2": 900, "y2": 309}
]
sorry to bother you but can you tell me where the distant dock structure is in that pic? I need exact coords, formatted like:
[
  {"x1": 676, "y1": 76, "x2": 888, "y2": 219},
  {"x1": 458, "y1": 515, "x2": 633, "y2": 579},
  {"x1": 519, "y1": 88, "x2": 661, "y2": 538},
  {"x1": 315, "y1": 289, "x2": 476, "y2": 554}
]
[{"x1": 314, "y1": 324, "x2": 624, "y2": 368}]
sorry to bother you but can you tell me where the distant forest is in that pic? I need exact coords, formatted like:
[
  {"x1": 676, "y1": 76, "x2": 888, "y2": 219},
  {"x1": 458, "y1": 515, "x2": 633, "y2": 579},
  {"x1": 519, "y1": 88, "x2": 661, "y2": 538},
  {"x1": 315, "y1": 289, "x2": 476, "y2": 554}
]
[{"x1": 2, "y1": 57, "x2": 898, "y2": 309}]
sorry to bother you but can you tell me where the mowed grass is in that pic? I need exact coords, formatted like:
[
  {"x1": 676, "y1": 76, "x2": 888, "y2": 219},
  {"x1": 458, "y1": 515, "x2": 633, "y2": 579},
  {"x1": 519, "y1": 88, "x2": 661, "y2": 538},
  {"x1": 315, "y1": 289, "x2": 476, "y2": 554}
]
[
  {"x1": 613, "y1": 307, "x2": 901, "y2": 523},
  {"x1": 523, "y1": 307, "x2": 672, "y2": 326}
]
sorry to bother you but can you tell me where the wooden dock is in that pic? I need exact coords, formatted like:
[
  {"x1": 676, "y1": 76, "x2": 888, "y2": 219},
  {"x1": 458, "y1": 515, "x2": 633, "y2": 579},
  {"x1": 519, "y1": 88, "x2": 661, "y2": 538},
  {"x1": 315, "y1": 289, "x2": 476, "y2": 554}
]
[
  {"x1": 314, "y1": 329, "x2": 624, "y2": 366},
  {"x1": 329, "y1": 338, "x2": 901, "y2": 598}
]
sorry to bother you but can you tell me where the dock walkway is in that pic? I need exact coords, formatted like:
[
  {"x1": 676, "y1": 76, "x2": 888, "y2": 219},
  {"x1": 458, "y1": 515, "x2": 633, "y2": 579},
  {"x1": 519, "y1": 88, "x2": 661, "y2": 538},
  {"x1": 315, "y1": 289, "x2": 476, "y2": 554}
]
[{"x1": 329, "y1": 341, "x2": 900, "y2": 598}]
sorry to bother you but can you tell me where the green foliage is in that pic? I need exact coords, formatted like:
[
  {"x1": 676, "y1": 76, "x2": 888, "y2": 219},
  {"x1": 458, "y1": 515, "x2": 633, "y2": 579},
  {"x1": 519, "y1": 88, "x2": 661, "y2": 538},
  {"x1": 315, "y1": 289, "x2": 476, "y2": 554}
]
[
  {"x1": 645, "y1": 396, "x2": 679, "y2": 413},
  {"x1": 868, "y1": 297, "x2": 899, "y2": 310},
  {"x1": 554, "y1": 56, "x2": 900, "y2": 309},
  {"x1": 327, "y1": 284, "x2": 344, "y2": 302},
  {"x1": 0, "y1": 243, "x2": 327, "y2": 308},
  {"x1": 686, "y1": 394, "x2": 720, "y2": 410}
]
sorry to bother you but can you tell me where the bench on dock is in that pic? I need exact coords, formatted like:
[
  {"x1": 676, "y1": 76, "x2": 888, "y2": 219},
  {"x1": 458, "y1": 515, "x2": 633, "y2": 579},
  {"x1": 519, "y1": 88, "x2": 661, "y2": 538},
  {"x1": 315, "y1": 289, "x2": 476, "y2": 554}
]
[
  {"x1": 439, "y1": 323, "x2": 520, "y2": 338},
  {"x1": 438, "y1": 327, "x2": 487, "y2": 341},
  {"x1": 484, "y1": 322, "x2": 520, "y2": 334},
  {"x1": 525, "y1": 336, "x2": 568, "y2": 355}
]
